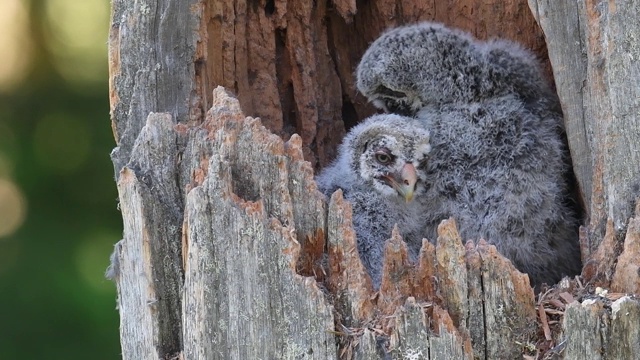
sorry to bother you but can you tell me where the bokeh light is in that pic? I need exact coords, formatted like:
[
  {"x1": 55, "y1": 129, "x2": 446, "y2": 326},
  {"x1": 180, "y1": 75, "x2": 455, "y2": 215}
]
[
  {"x1": 0, "y1": 178, "x2": 27, "y2": 238},
  {"x1": 0, "y1": 0, "x2": 33, "y2": 92},
  {"x1": 0, "y1": 0, "x2": 121, "y2": 358},
  {"x1": 44, "y1": 0, "x2": 110, "y2": 85},
  {"x1": 33, "y1": 113, "x2": 91, "y2": 174}
]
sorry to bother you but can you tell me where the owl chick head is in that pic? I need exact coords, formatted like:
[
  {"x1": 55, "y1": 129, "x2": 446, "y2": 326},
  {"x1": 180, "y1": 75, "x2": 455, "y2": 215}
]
[
  {"x1": 343, "y1": 114, "x2": 431, "y2": 202},
  {"x1": 356, "y1": 22, "x2": 479, "y2": 115},
  {"x1": 356, "y1": 22, "x2": 549, "y2": 115}
]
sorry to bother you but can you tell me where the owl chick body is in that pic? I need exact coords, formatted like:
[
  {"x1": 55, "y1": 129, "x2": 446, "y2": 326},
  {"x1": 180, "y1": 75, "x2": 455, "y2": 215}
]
[
  {"x1": 316, "y1": 114, "x2": 431, "y2": 287},
  {"x1": 415, "y1": 96, "x2": 581, "y2": 287},
  {"x1": 356, "y1": 22, "x2": 582, "y2": 288}
]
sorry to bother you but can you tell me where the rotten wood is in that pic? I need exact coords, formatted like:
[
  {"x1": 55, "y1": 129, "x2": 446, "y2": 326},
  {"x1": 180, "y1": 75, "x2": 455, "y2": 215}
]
[
  {"x1": 610, "y1": 201, "x2": 640, "y2": 294},
  {"x1": 110, "y1": 113, "x2": 184, "y2": 359},
  {"x1": 111, "y1": 88, "x2": 541, "y2": 359},
  {"x1": 529, "y1": 0, "x2": 640, "y2": 256},
  {"x1": 109, "y1": 0, "x2": 552, "y2": 179},
  {"x1": 562, "y1": 296, "x2": 640, "y2": 360},
  {"x1": 108, "y1": 0, "x2": 640, "y2": 359},
  {"x1": 111, "y1": 85, "x2": 640, "y2": 360}
]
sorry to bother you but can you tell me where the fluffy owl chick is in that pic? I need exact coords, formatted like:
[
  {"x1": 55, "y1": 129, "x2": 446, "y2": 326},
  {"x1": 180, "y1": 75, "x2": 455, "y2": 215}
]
[
  {"x1": 415, "y1": 95, "x2": 581, "y2": 288},
  {"x1": 356, "y1": 22, "x2": 555, "y2": 116},
  {"x1": 316, "y1": 114, "x2": 431, "y2": 288}
]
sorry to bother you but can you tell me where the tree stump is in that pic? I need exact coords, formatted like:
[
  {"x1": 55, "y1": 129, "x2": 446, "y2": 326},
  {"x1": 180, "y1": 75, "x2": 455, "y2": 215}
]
[{"x1": 108, "y1": 0, "x2": 640, "y2": 358}]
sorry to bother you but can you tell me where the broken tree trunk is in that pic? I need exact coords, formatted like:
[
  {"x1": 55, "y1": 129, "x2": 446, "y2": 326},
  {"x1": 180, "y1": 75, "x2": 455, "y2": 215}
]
[
  {"x1": 108, "y1": 0, "x2": 640, "y2": 359},
  {"x1": 529, "y1": 0, "x2": 640, "y2": 290}
]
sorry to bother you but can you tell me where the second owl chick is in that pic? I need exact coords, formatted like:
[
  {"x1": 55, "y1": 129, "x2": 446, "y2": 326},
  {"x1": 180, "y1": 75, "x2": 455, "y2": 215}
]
[{"x1": 316, "y1": 114, "x2": 431, "y2": 288}]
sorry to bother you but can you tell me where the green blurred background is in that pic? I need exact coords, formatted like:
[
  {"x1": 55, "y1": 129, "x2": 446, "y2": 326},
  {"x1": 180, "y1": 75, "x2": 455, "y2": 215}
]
[{"x1": 0, "y1": 0, "x2": 121, "y2": 358}]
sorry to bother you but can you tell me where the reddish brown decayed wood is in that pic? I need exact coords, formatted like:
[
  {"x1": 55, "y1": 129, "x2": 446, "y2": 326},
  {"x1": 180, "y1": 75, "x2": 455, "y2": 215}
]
[
  {"x1": 326, "y1": 189, "x2": 376, "y2": 324},
  {"x1": 327, "y1": 216, "x2": 536, "y2": 358},
  {"x1": 378, "y1": 226, "x2": 417, "y2": 319},
  {"x1": 610, "y1": 201, "x2": 640, "y2": 294},
  {"x1": 581, "y1": 219, "x2": 617, "y2": 286},
  {"x1": 434, "y1": 219, "x2": 469, "y2": 329},
  {"x1": 196, "y1": 0, "x2": 549, "y2": 169}
]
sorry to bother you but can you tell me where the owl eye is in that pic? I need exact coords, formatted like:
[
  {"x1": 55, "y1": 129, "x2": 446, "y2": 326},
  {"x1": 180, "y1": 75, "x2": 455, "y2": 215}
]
[
  {"x1": 375, "y1": 152, "x2": 392, "y2": 164},
  {"x1": 375, "y1": 85, "x2": 406, "y2": 99},
  {"x1": 386, "y1": 101, "x2": 415, "y2": 116}
]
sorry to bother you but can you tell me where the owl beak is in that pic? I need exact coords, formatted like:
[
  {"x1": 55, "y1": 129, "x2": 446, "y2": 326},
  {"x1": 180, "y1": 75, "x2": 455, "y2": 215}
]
[{"x1": 386, "y1": 163, "x2": 417, "y2": 202}]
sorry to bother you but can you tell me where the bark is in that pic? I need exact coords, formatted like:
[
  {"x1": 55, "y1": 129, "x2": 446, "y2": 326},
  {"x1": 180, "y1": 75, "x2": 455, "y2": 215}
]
[
  {"x1": 111, "y1": 0, "x2": 551, "y2": 172},
  {"x1": 561, "y1": 296, "x2": 640, "y2": 360},
  {"x1": 108, "y1": 0, "x2": 640, "y2": 359},
  {"x1": 528, "y1": 0, "x2": 640, "y2": 295},
  {"x1": 112, "y1": 88, "x2": 538, "y2": 359}
]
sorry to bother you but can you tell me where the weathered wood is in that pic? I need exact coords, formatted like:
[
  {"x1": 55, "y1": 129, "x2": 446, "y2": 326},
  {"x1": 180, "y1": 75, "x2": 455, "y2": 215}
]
[
  {"x1": 562, "y1": 296, "x2": 640, "y2": 360},
  {"x1": 475, "y1": 240, "x2": 538, "y2": 359},
  {"x1": 108, "y1": 0, "x2": 640, "y2": 359},
  {"x1": 610, "y1": 201, "x2": 640, "y2": 294},
  {"x1": 326, "y1": 190, "x2": 375, "y2": 325},
  {"x1": 109, "y1": 0, "x2": 200, "y2": 173},
  {"x1": 181, "y1": 88, "x2": 337, "y2": 359},
  {"x1": 527, "y1": 0, "x2": 592, "y2": 213},
  {"x1": 115, "y1": 89, "x2": 540, "y2": 359},
  {"x1": 347, "y1": 218, "x2": 536, "y2": 358},
  {"x1": 353, "y1": 329, "x2": 381, "y2": 360},
  {"x1": 428, "y1": 305, "x2": 473, "y2": 359},
  {"x1": 529, "y1": 0, "x2": 640, "y2": 253},
  {"x1": 377, "y1": 227, "x2": 423, "y2": 328},
  {"x1": 389, "y1": 298, "x2": 431, "y2": 359},
  {"x1": 111, "y1": 86, "x2": 639, "y2": 360},
  {"x1": 112, "y1": 113, "x2": 184, "y2": 359},
  {"x1": 609, "y1": 297, "x2": 640, "y2": 359},
  {"x1": 562, "y1": 299, "x2": 607, "y2": 360},
  {"x1": 528, "y1": 6, "x2": 640, "y2": 357},
  {"x1": 389, "y1": 298, "x2": 472, "y2": 360},
  {"x1": 434, "y1": 220, "x2": 469, "y2": 331}
]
